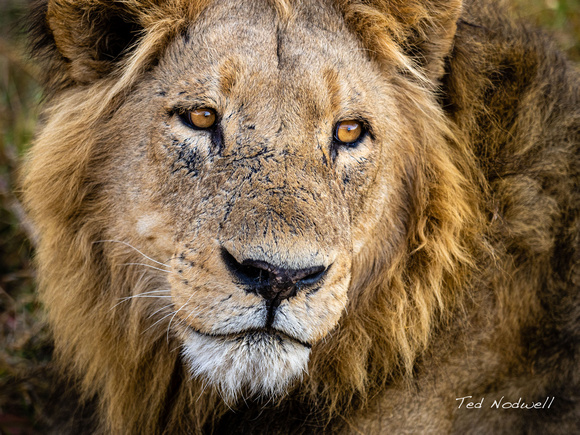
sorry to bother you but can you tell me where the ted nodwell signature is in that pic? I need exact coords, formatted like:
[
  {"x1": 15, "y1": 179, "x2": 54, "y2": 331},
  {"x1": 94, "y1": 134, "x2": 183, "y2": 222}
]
[{"x1": 456, "y1": 396, "x2": 555, "y2": 410}]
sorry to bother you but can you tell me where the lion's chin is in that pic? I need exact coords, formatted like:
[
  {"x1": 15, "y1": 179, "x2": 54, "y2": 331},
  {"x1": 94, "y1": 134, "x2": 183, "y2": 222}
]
[{"x1": 181, "y1": 330, "x2": 311, "y2": 402}]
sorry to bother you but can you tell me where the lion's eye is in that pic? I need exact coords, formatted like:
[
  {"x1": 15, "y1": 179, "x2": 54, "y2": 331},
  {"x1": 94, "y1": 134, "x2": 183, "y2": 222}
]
[
  {"x1": 334, "y1": 120, "x2": 363, "y2": 144},
  {"x1": 185, "y1": 108, "x2": 217, "y2": 129}
]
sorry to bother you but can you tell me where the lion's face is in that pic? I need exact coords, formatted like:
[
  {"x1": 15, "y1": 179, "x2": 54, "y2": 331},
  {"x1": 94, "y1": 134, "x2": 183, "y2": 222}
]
[
  {"x1": 26, "y1": 0, "x2": 478, "y2": 429},
  {"x1": 92, "y1": 1, "x2": 405, "y2": 400}
]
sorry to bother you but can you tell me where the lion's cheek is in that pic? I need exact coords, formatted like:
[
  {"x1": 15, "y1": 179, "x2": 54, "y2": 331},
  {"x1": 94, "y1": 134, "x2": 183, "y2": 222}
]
[
  {"x1": 274, "y1": 275, "x2": 350, "y2": 344},
  {"x1": 169, "y1": 274, "x2": 266, "y2": 335},
  {"x1": 173, "y1": 293, "x2": 267, "y2": 335}
]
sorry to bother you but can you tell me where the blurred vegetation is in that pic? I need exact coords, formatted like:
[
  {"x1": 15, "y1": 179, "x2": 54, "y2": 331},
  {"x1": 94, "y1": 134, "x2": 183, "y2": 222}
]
[
  {"x1": 1, "y1": 1, "x2": 49, "y2": 434},
  {"x1": 514, "y1": 0, "x2": 580, "y2": 59},
  {"x1": 0, "y1": 0, "x2": 578, "y2": 433}
]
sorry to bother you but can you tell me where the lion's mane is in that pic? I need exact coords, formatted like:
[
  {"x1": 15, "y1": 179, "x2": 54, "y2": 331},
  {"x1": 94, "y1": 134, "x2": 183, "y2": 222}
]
[{"x1": 23, "y1": 0, "x2": 579, "y2": 433}]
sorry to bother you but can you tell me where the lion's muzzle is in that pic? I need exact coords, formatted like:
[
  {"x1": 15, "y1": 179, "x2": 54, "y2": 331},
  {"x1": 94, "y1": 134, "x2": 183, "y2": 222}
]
[{"x1": 166, "y1": 134, "x2": 353, "y2": 400}]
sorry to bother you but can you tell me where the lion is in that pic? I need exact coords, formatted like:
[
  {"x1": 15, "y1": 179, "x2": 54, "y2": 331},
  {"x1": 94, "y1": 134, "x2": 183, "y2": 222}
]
[{"x1": 22, "y1": 0, "x2": 579, "y2": 432}]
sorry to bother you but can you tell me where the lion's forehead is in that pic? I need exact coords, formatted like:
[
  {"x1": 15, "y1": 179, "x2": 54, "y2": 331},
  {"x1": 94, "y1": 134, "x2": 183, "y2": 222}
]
[{"x1": 159, "y1": 0, "x2": 370, "y2": 103}]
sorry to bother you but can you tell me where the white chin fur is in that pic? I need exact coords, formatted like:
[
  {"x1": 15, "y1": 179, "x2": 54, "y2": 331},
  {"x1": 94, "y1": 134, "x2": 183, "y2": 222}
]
[{"x1": 182, "y1": 330, "x2": 310, "y2": 402}]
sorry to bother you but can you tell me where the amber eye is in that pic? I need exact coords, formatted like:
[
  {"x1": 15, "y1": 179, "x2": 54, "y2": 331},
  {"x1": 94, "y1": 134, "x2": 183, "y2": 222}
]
[
  {"x1": 334, "y1": 120, "x2": 363, "y2": 144},
  {"x1": 185, "y1": 108, "x2": 217, "y2": 129}
]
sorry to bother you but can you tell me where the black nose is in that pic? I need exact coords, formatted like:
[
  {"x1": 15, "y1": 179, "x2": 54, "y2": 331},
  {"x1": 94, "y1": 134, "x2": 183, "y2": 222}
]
[{"x1": 221, "y1": 248, "x2": 328, "y2": 301}]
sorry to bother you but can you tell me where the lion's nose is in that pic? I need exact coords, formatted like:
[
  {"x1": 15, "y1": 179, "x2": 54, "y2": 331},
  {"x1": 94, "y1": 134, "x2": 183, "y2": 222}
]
[{"x1": 221, "y1": 248, "x2": 328, "y2": 301}]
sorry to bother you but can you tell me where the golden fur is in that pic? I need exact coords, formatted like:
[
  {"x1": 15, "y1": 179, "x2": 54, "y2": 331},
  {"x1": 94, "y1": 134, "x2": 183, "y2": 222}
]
[{"x1": 24, "y1": 0, "x2": 579, "y2": 433}]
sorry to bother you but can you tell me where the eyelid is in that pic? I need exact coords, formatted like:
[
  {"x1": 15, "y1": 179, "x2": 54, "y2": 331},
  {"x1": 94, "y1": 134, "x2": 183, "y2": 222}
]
[{"x1": 168, "y1": 97, "x2": 219, "y2": 114}]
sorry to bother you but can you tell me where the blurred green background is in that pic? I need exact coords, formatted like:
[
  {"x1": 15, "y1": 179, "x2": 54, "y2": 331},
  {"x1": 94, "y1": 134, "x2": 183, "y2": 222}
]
[{"x1": 0, "y1": 0, "x2": 578, "y2": 433}]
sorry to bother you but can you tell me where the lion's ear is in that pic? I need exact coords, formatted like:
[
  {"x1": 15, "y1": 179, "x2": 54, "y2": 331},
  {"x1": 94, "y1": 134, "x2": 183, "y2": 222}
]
[
  {"x1": 42, "y1": 0, "x2": 143, "y2": 84},
  {"x1": 338, "y1": 0, "x2": 463, "y2": 81}
]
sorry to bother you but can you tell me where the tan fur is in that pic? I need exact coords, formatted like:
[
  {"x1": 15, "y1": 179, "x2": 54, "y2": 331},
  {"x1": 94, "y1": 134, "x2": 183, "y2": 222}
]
[{"x1": 24, "y1": 0, "x2": 579, "y2": 433}]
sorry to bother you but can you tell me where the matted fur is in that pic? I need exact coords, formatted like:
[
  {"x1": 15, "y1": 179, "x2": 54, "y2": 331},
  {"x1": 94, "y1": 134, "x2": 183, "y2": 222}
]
[{"x1": 23, "y1": 0, "x2": 579, "y2": 433}]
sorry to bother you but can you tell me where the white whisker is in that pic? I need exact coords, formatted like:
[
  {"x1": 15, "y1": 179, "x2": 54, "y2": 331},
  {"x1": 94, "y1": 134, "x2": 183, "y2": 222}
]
[
  {"x1": 167, "y1": 309, "x2": 181, "y2": 343},
  {"x1": 148, "y1": 304, "x2": 175, "y2": 319},
  {"x1": 123, "y1": 295, "x2": 173, "y2": 301},
  {"x1": 94, "y1": 239, "x2": 171, "y2": 268},
  {"x1": 167, "y1": 300, "x2": 192, "y2": 342},
  {"x1": 121, "y1": 262, "x2": 174, "y2": 274},
  {"x1": 179, "y1": 303, "x2": 200, "y2": 326},
  {"x1": 145, "y1": 310, "x2": 178, "y2": 334},
  {"x1": 170, "y1": 343, "x2": 183, "y2": 353},
  {"x1": 132, "y1": 289, "x2": 171, "y2": 296},
  {"x1": 172, "y1": 291, "x2": 200, "y2": 330},
  {"x1": 196, "y1": 379, "x2": 210, "y2": 403},
  {"x1": 111, "y1": 294, "x2": 172, "y2": 310}
]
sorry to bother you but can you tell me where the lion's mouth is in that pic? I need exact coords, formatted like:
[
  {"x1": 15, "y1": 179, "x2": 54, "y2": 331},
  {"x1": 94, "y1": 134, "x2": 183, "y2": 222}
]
[{"x1": 187, "y1": 326, "x2": 312, "y2": 349}]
